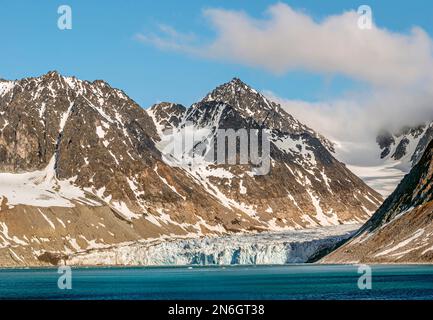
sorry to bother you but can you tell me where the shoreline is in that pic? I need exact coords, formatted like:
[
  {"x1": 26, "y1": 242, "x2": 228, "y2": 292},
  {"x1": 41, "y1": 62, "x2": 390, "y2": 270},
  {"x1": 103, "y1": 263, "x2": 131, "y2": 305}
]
[{"x1": 2, "y1": 262, "x2": 433, "y2": 270}]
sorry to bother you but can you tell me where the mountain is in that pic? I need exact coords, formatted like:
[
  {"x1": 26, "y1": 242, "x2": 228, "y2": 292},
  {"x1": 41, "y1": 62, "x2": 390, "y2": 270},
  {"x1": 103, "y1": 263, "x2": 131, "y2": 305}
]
[
  {"x1": 0, "y1": 72, "x2": 382, "y2": 266},
  {"x1": 347, "y1": 122, "x2": 433, "y2": 197},
  {"x1": 376, "y1": 123, "x2": 433, "y2": 171},
  {"x1": 200, "y1": 78, "x2": 336, "y2": 153},
  {"x1": 149, "y1": 78, "x2": 383, "y2": 228},
  {"x1": 322, "y1": 139, "x2": 433, "y2": 263}
]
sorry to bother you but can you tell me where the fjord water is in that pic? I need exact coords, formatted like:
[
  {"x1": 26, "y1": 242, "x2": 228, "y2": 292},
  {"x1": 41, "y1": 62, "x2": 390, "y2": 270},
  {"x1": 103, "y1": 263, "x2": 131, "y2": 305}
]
[{"x1": 1, "y1": 265, "x2": 433, "y2": 300}]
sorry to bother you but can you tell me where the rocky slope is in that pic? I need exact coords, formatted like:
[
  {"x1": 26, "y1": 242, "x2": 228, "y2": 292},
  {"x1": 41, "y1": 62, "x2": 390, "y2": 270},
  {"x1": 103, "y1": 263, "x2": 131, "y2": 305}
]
[
  {"x1": 0, "y1": 72, "x2": 382, "y2": 266},
  {"x1": 322, "y1": 140, "x2": 433, "y2": 263}
]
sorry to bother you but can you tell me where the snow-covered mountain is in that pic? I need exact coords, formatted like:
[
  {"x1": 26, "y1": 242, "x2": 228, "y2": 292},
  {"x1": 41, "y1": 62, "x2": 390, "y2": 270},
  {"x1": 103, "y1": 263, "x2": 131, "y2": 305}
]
[
  {"x1": 377, "y1": 124, "x2": 433, "y2": 171},
  {"x1": 201, "y1": 78, "x2": 336, "y2": 153},
  {"x1": 0, "y1": 72, "x2": 382, "y2": 266},
  {"x1": 322, "y1": 139, "x2": 433, "y2": 263},
  {"x1": 345, "y1": 122, "x2": 433, "y2": 197},
  {"x1": 149, "y1": 78, "x2": 383, "y2": 227}
]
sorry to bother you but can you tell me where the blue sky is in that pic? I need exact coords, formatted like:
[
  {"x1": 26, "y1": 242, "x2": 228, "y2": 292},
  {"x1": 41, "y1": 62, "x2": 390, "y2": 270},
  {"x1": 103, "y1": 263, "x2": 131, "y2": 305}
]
[{"x1": 0, "y1": 0, "x2": 432, "y2": 108}]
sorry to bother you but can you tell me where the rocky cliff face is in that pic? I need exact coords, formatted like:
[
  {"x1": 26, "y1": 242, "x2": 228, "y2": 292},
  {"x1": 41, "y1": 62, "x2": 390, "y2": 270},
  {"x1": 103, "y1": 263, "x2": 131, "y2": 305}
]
[
  {"x1": 322, "y1": 140, "x2": 433, "y2": 263},
  {"x1": 0, "y1": 72, "x2": 382, "y2": 266}
]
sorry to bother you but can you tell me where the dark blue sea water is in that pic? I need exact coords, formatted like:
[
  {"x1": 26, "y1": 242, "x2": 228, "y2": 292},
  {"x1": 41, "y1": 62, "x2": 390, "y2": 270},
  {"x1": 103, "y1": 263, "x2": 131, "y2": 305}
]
[{"x1": 0, "y1": 264, "x2": 433, "y2": 300}]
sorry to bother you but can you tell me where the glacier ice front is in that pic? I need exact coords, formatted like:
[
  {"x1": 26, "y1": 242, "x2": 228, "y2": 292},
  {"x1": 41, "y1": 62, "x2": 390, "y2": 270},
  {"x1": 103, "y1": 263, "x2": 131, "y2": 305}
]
[{"x1": 66, "y1": 224, "x2": 360, "y2": 266}]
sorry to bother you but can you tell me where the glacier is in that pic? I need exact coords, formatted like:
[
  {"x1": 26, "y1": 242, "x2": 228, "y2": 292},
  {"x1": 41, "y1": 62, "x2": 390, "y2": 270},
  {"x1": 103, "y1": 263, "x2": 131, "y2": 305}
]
[{"x1": 65, "y1": 224, "x2": 360, "y2": 266}]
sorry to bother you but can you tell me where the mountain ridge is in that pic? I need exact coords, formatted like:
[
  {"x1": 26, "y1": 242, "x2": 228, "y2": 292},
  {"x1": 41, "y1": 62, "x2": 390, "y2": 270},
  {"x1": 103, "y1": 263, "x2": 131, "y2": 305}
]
[{"x1": 0, "y1": 71, "x2": 382, "y2": 266}]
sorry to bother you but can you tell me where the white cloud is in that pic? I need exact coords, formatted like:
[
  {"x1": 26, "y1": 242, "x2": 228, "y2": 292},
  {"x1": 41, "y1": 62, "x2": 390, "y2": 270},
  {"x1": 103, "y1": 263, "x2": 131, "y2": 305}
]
[
  {"x1": 135, "y1": 24, "x2": 198, "y2": 53},
  {"x1": 137, "y1": 3, "x2": 433, "y2": 88},
  {"x1": 204, "y1": 4, "x2": 433, "y2": 87}
]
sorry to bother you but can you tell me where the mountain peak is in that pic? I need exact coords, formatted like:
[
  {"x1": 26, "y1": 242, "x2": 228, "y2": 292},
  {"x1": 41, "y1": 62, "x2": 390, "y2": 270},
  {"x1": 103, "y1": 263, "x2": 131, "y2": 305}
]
[
  {"x1": 202, "y1": 78, "x2": 266, "y2": 111},
  {"x1": 207, "y1": 78, "x2": 258, "y2": 98},
  {"x1": 41, "y1": 70, "x2": 63, "y2": 80},
  {"x1": 198, "y1": 78, "x2": 336, "y2": 153},
  {"x1": 228, "y1": 77, "x2": 248, "y2": 86},
  {"x1": 46, "y1": 70, "x2": 60, "y2": 76}
]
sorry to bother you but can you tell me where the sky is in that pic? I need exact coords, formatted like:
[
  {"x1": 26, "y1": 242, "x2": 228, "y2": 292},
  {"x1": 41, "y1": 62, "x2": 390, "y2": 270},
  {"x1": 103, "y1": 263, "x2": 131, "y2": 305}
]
[
  {"x1": 1, "y1": 0, "x2": 433, "y2": 194},
  {"x1": 0, "y1": 0, "x2": 431, "y2": 107}
]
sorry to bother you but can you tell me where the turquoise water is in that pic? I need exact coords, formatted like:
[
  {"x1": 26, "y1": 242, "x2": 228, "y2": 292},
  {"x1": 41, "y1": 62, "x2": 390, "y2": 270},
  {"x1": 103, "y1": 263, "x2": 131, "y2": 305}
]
[{"x1": 1, "y1": 265, "x2": 433, "y2": 300}]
